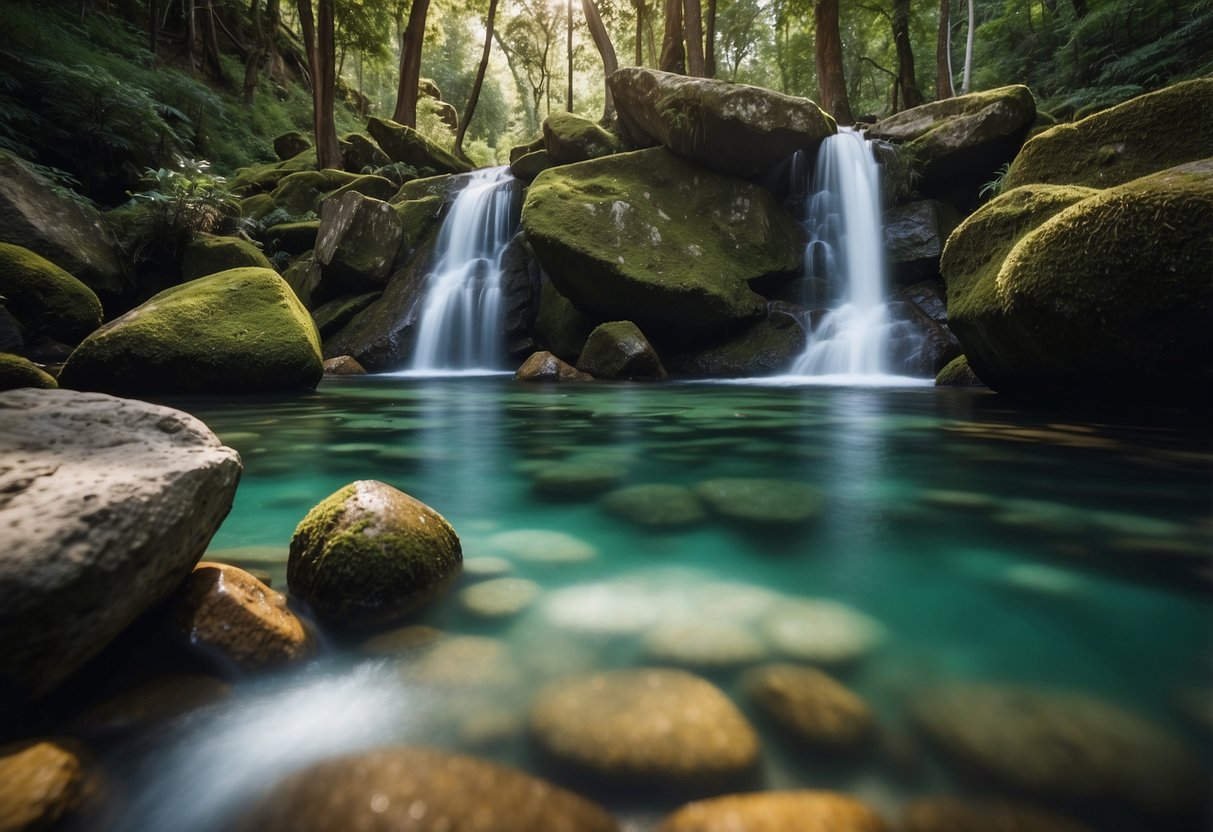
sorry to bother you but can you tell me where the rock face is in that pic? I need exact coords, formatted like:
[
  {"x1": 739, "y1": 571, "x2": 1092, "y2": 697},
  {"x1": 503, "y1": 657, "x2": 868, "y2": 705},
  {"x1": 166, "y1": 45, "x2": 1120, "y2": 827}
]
[
  {"x1": 608, "y1": 68, "x2": 836, "y2": 177},
  {"x1": 522, "y1": 148, "x2": 802, "y2": 342},
  {"x1": 658, "y1": 791, "x2": 887, "y2": 832},
  {"x1": 366, "y1": 117, "x2": 473, "y2": 175},
  {"x1": 0, "y1": 153, "x2": 126, "y2": 299},
  {"x1": 867, "y1": 86, "x2": 1036, "y2": 202},
  {"x1": 232, "y1": 746, "x2": 619, "y2": 832},
  {"x1": 164, "y1": 562, "x2": 313, "y2": 672},
  {"x1": 544, "y1": 112, "x2": 622, "y2": 164},
  {"x1": 315, "y1": 192, "x2": 403, "y2": 289},
  {"x1": 0, "y1": 390, "x2": 241, "y2": 698},
  {"x1": 1004, "y1": 78, "x2": 1213, "y2": 190},
  {"x1": 515, "y1": 350, "x2": 592, "y2": 382},
  {"x1": 529, "y1": 668, "x2": 761, "y2": 791},
  {"x1": 743, "y1": 664, "x2": 874, "y2": 750},
  {"x1": 181, "y1": 235, "x2": 273, "y2": 281},
  {"x1": 0, "y1": 738, "x2": 101, "y2": 831},
  {"x1": 288, "y1": 480, "x2": 462, "y2": 631},
  {"x1": 941, "y1": 162, "x2": 1213, "y2": 399},
  {"x1": 59, "y1": 268, "x2": 324, "y2": 395},
  {"x1": 669, "y1": 304, "x2": 805, "y2": 377},
  {"x1": 576, "y1": 321, "x2": 667, "y2": 379},
  {"x1": 883, "y1": 201, "x2": 959, "y2": 282},
  {"x1": 322, "y1": 355, "x2": 368, "y2": 375},
  {"x1": 0, "y1": 353, "x2": 57, "y2": 390},
  {"x1": 912, "y1": 683, "x2": 1207, "y2": 816},
  {"x1": 0, "y1": 243, "x2": 103, "y2": 344}
]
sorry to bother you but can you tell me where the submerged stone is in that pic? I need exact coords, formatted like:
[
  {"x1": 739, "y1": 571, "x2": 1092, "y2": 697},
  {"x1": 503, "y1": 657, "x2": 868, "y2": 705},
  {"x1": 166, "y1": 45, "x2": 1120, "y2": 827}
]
[
  {"x1": 694, "y1": 477, "x2": 824, "y2": 526},
  {"x1": 0, "y1": 738, "x2": 102, "y2": 831},
  {"x1": 761, "y1": 599, "x2": 886, "y2": 666},
  {"x1": 642, "y1": 620, "x2": 768, "y2": 668},
  {"x1": 743, "y1": 663, "x2": 875, "y2": 750},
  {"x1": 459, "y1": 577, "x2": 542, "y2": 619},
  {"x1": 901, "y1": 796, "x2": 1091, "y2": 832},
  {"x1": 67, "y1": 673, "x2": 231, "y2": 738},
  {"x1": 658, "y1": 790, "x2": 887, "y2": 832},
  {"x1": 600, "y1": 484, "x2": 706, "y2": 528},
  {"x1": 532, "y1": 461, "x2": 626, "y2": 499},
  {"x1": 485, "y1": 528, "x2": 598, "y2": 563}
]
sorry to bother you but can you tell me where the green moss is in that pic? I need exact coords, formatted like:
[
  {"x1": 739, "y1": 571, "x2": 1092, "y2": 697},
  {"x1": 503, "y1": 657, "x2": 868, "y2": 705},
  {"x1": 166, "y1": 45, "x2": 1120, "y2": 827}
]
[
  {"x1": 1004, "y1": 78, "x2": 1213, "y2": 190},
  {"x1": 878, "y1": 86, "x2": 1036, "y2": 143},
  {"x1": 543, "y1": 111, "x2": 621, "y2": 164},
  {"x1": 390, "y1": 174, "x2": 459, "y2": 204},
  {"x1": 393, "y1": 195, "x2": 443, "y2": 249},
  {"x1": 576, "y1": 320, "x2": 667, "y2": 380},
  {"x1": 366, "y1": 117, "x2": 473, "y2": 176},
  {"x1": 510, "y1": 150, "x2": 556, "y2": 182},
  {"x1": 264, "y1": 220, "x2": 321, "y2": 255},
  {"x1": 270, "y1": 169, "x2": 363, "y2": 215},
  {"x1": 282, "y1": 253, "x2": 322, "y2": 308},
  {"x1": 323, "y1": 174, "x2": 398, "y2": 207},
  {"x1": 535, "y1": 280, "x2": 594, "y2": 362},
  {"x1": 934, "y1": 355, "x2": 984, "y2": 387},
  {"x1": 0, "y1": 243, "x2": 103, "y2": 344},
  {"x1": 0, "y1": 352, "x2": 57, "y2": 390},
  {"x1": 58, "y1": 267, "x2": 323, "y2": 394},
  {"x1": 240, "y1": 194, "x2": 278, "y2": 222},
  {"x1": 181, "y1": 235, "x2": 273, "y2": 281},
  {"x1": 312, "y1": 292, "x2": 381, "y2": 339},
  {"x1": 229, "y1": 148, "x2": 319, "y2": 196}
]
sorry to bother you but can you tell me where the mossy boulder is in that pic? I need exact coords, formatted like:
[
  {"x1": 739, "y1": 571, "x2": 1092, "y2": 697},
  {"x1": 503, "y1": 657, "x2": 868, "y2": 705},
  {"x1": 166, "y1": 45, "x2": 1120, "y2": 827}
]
[
  {"x1": 1004, "y1": 79, "x2": 1213, "y2": 190},
  {"x1": 0, "y1": 352, "x2": 57, "y2": 390},
  {"x1": 340, "y1": 132, "x2": 391, "y2": 172},
  {"x1": 942, "y1": 162, "x2": 1213, "y2": 399},
  {"x1": 315, "y1": 192, "x2": 403, "y2": 289},
  {"x1": 273, "y1": 131, "x2": 311, "y2": 161},
  {"x1": 0, "y1": 243, "x2": 103, "y2": 343},
  {"x1": 543, "y1": 111, "x2": 622, "y2": 164},
  {"x1": 600, "y1": 484, "x2": 706, "y2": 528},
  {"x1": 323, "y1": 174, "x2": 398, "y2": 206},
  {"x1": 282, "y1": 252, "x2": 323, "y2": 309},
  {"x1": 58, "y1": 268, "x2": 323, "y2": 395},
  {"x1": 366, "y1": 116, "x2": 473, "y2": 175},
  {"x1": 263, "y1": 220, "x2": 320, "y2": 255},
  {"x1": 522, "y1": 148, "x2": 803, "y2": 342},
  {"x1": 240, "y1": 193, "x2": 278, "y2": 222},
  {"x1": 695, "y1": 478, "x2": 824, "y2": 527},
  {"x1": 535, "y1": 280, "x2": 594, "y2": 362},
  {"x1": 608, "y1": 68, "x2": 836, "y2": 177},
  {"x1": 229, "y1": 148, "x2": 318, "y2": 196},
  {"x1": 287, "y1": 480, "x2": 462, "y2": 631},
  {"x1": 935, "y1": 355, "x2": 984, "y2": 388},
  {"x1": 270, "y1": 169, "x2": 364, "y2": 215},
  {"x1": 393, "y1": 194, "x2": 444, "y2": 251},
  {"x1": 668, "y1": 303, "x2": 805, "y2": 377},
  {"x1": 576, "y1": 321, "x2": 667, "y2": 379},
  {"x1": 510, "y1": 149, "x2": 557, "y2": 182},
  {"x1": 181, "y1": 235, "x2": 273, "y2": 281},
  {"x1": 311, "y1": 292, "x2": 381, "y2": 339}
]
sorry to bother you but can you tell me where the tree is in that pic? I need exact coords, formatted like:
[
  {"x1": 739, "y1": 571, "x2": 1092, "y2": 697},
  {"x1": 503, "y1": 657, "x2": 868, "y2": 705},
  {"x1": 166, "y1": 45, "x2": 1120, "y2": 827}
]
[
  {"x1": 814, "y1": 0, "x2": 852, "y2": 123},
  {"x1": 493, "y1": 29, "x2": 539, "y2": 131},
  {"x1": 684, "y1": 0, "x2": 706, "y2": 75},
  {"x1": 393, "y1": 0, "x2": 432, "y2": 126},
  {"x1": 566, "y1": 0, "x2": 574, "y2": 110},
  {"x1": 660, "y1": 0, "x2": 685, "y2": 72},
  {"x1": 198, "y1": 0, "x2": 225, "y2": 82},
  {"x1": 298, "y1": 0, "x2": 343, "y2": 169},
  {"x1": 892, "y1": 0, "x2": 923, "y2": 109},
  {"x1": 632, "y1": 0, "x2": 646, "y2": 64},
  {"x1": 961, "y1": 0, "x2": 973, "y2": 92},
  {"x1": 581, "y1": 0, "x2": 620, "y2": 120},
  {"x1": 503, "y1": 0, "x2": 562, "y2": 119},
  {"x1": 936, "y1": 0, "x2": 953, "y2": 98},
  {"x1": 456, "y1": 0, "x2": 502, "y2": 162},
  {"x1": 704, "y1": 0, "x2": 717, "y2": 76}
]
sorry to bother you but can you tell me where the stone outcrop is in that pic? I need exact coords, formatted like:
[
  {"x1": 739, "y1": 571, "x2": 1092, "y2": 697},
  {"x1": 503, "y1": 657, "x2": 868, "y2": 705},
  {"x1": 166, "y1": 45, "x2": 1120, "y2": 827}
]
[
  {"x1": 366, "y1": 117, "x2": 473, "y2": 175},
  {"x1": 315, "y1": 192, "x2": 403, "y2": 289},
  {"x1": 543, "y1": 111, "x2": 622, "y2": 165},
  {"x1": 576, "y1": 321, "x2": 667, "y2": 380},
  {"x1": 181, "y1": 235, "x2": 273, "y2": 281},
  {"x1": 0, "y1": 243, "x2": 103, "y2": 344}
]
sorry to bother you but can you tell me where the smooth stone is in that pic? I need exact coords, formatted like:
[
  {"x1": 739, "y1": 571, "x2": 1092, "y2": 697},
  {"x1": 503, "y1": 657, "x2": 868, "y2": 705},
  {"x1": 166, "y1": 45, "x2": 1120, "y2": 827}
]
[
  {"x1": 642, "y1": 620, "x2": 768, "y2": 668},
  {"x1": 743, "y1": 663, "x2": 875, "y2": 750},
  {"x1": 532, "y1": 462, "x2": 625, "y2": 499},
  {"x1": 359, "y1": 624, "x2": 445, "y2": 657},
  {"x1": 321, "y1": 355, "x2": 367, "y2": 375},
  {"x1": 462, "y1": 556, "x2": 514, "y2": 577},
  {"x1": 486, "y1": 529, "x2": 598, "y2": 563},
  {"x1": 761, "y1": 599, "x2": 887, "y2": 666},
  {"x1": 406, "y1": 635, "x2": 519, "y2": 689},
  {"x1": 540, "y1": 581, "x2": 665, "y2": 636},
  {"x1": 694, "y1": 478, "x2": 824, "y2": 526},
  {"x1": 515, "y1": 350, "x2": 593, "y2": 382},
  {"x1": 901, "y1": 796, "x2": 1092, "y2": 832},
  {"x1": 459, "y1": 577, "x2": 542, "y2": 618},
  {"x1": 658, "y1": 790, "x2": 888, "y2": 832},
  {"x1": 601, "y1": 484, "x2": 707, "y2": 528},
  {"x1": 0, "y1": 738, "x2": 102, "y2": 832}
]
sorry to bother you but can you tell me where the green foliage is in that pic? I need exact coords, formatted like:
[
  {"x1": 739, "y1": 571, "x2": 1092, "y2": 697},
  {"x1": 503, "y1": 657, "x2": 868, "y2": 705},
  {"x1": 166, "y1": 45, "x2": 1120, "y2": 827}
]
[
  {"x1": 122, "y1": 157, "x2": 241, "y2": 265},
  {"x1": 978, "y1": 162, "x2": 1012, "y2": 201}
]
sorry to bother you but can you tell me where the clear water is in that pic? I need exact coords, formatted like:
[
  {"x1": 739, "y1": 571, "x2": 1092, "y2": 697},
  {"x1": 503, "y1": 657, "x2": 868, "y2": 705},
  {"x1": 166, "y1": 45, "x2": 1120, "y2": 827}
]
[
  {"x1": 408, "y1": 167, "x2": 519, "y2": 372},
  {"x1": 109, "y1": 379, "x2": 1211, "y2": 830}
]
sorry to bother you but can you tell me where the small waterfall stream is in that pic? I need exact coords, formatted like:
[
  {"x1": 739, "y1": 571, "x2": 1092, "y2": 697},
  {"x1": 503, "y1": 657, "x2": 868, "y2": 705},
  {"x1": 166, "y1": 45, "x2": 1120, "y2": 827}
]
[{"x1": 409, "y1": 166, "x2": 519, "y2": 373}]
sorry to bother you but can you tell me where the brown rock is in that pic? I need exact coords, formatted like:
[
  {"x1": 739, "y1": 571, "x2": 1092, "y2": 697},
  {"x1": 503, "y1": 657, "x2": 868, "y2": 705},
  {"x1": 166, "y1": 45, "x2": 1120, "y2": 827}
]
[
  {"x1": 322, "y1": 355, "x2": 367, "y2": 375},
  {"x1": 744, "y1": 663, "x2": 875, "y2": 750},
  {"x1": 658, "y1": 790, "x2": 887, "y2": 832},
  {"x1": 515, "y1": 350, "x2": 592, "y2": 382},
  {"x1": 0, "y1": 738, "x2": 101, "y2": 832}
]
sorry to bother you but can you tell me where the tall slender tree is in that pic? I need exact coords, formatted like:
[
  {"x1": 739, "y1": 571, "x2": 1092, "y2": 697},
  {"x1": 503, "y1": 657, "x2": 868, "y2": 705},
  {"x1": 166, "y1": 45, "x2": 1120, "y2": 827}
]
[
  {"x1": 581, "y1": 0, "x2": 620, "y2": 120},
  {"x1": 633, "y1": 0, "x2": 645, "y2": 64},
  {"x1": 456, "y1": 0, "x2": 502, "y2": 162},
  {"x1": 684, "y1": 0, "x2": 706, "y2": 75},
  {"x1": 566, "y1": 0, "x2": 574, "y2": 110},
  {"x1": 298, "y1": 0, "x2": 342, "y2": 168},
  {"x1": 704, "y1": 0, "x2": 717, "y2": 77},
  {"x1": 936, "y1": 0, "x2": 954, "y2": 98},
  {"x1": 813, "y1": 0, "x2": 852, "y2": 124},
  {"x1": 660, "y1": 0, "x2": 686, "y2": 73},
  {"x1": 393, "y1": 0, "x2": 432, "y2": 126},
  {"x1": 892, "y1": 0, "x2": 923, "y2": 109},
  {"x1": 962, "y1": 0, "x2": 974, "y2": 92}
]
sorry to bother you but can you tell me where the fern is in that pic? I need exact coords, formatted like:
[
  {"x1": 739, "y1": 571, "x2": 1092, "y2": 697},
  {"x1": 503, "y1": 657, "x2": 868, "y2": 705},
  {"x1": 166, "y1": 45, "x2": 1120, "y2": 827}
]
[{"x1": 978, "y1": 163, "x2": 1013, "y2": 201}]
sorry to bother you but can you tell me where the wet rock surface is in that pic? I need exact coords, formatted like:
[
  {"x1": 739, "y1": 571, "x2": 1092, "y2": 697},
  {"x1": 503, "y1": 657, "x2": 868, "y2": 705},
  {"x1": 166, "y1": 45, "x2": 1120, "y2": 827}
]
[
  {"x1": 744, "y1": 663, "x2": 875, "y2": 750},
  {"x1": 657, "y1": 790, "x2": 888, "y2": 832}
]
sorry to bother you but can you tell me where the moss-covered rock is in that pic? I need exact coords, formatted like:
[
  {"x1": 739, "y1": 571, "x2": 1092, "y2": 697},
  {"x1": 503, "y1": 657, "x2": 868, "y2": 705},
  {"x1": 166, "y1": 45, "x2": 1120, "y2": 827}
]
[
  {"x1": 942, "y1": 162, "x2": 1213, "y2": 399},
  {"x1": 510, "y1": 149, "x2": 556, "y2": 182},
  {"x1": 270, "y1": 169, "x2": 364, "y2": 215},
  {"x1": 522, "y1": 148, "x2": 802, "y2": 342},
  {"x1": 0, "y1": 243, "x2": 103, "y2": 343},
  {"x1": 576, "y1": 321, "x2": 667, "y2": 379},
  {"x1": 393, "y1": 194, "x2": 444, "y2": 251},
  {"x1": 282, "y1": 252, "x2": 323, "y2": 309},
  {"x1": 1004, "y1": 79, "x2": 1213, "y2": 190},
  {"x1": 935, "y1": 355, "x2": 985, "y2": 388},
  {"x1": 543, "y1": 111, "x2": 622, "y2": 164},
  {"x1": 668, "y1": 303, "x2": 805, "y2": 377},
  {"x1": 287, "y1": 480, "x2": 462, "y2": 631},
  {"x1": 240, "y1": 193, "x2": 278, "y2": 222},
  {"x1": 695, "y1": 478, "x2": 824, "y2": 528},
  {"x1": 58, "y1": 267, "x2": 323, "y2": 395},
  {"x1": 366, "y1": 117, "x2": 473, "y2": 175},
  {"x1": 229, "y1": 148, "x2": 318, "y2": 196},
  {"x1": 510, "y1": 135, "x2": 546, "y2": 163},
  {"x1": 315, "y1": 192, "x2": 403, "y2": 289},
  {"x1": 608, "y1": 68, "x2": 836, "y2": 177},
  {"x1": 340, "y1": 132, "x2": 391, "y2": 172},
  {"x1": 181, "y1": 235, "x2": 273, "y2": 281},
  {"x1": 273, "y1": 131, "x2": 311, "y2": 161},
  {"x1": 600, "y1": 484, "x2": 705, "y2": 528},
  {"x1": 263, "y1": 220, "x2": 320, "y2": 255},
  {"x1": 311, "y1": 291, "x2": 381, "y2": 339},
  {"x1": 535, "y1": 280, "x2": 594, "y2": 362},
  {"x1": 0, "y1": 352, "x2": 57, "y2": 390},
  {"x1": 322, "y1": 174, "x2": 398, "y2": 206}
]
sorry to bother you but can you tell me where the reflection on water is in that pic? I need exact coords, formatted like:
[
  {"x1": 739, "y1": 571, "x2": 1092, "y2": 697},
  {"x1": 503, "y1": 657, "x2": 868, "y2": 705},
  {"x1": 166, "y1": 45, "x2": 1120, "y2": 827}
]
[{"x1": 115, "y1": 379, "x2": 1211, "y2": 830}]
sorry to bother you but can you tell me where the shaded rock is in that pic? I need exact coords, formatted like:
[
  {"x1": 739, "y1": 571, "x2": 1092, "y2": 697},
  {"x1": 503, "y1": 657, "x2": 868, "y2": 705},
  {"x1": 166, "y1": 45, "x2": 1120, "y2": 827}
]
[
  {"x1": 1005, "y1": 79, "x2": 1213, "y2": 190},
  {"x1": 510, "y1": 149, "x2": 556, "y2": 182},
  {"x1": 0, "y1": 390, "x2": 241, "y2": 698},
  {"x1": 485, "y1": 529, "x2": 597, "y2": 563},
  {"x1": 0, "y1": 153, "x2": 126, "y2": 299},
  {"x1": 515, "y1": 350, "x2": 593, "y2": 382},
  {"x1": 899, "y1": 279, "x2": 948, "y2": 324},
  {"x1": 0, "y1": 306, "x2": 23, "y2": 353},
  {"x1": 533, "y1": 460, "x2": 626, "y2": 498},
  {"x1": 394, "y1": 194, "x2": 445, "y2": 258},
  {"x1": 67, "y1": 673, "x2": 231, "y2": 738},
  {"x1": 576, "y1": 321, "x2": 666, "y2": 379},
  {"x1": 529, "y1": 668, "x2": 761, "y2": 791},
  {"x1": 269, "y1": 169, "x2": 364, "y2": 215},
  {"x1": 313, "y1": 293, "x2": 382, "y2": 339},
  {"x1": 543, "y1": 111, "x2": 622, "y2": 164},
  {"x1": 0, "y1": 353, "x2": 57, "y2": 390},
  {"x1": 535, "y1": 280, "x2": 594, "y2": 362},
  {"x1": 322, "y1": 354, "x2": 368, "y2": 375},
  {"x1": 288, "y1": 480, "x2": 462, "y2": 631},
  {"x1": 229, "y1": 148, "x2": 317, "y2": 197},
  {"x1": 263, "y1": 220, "x2": 320, "y2": 255},
  {"x1": 359, "y1": 624, "x2": 445, "y2": 657},
  {"x1": 59, "y1": 268, "x2": 323, "y2": 395},
  {"x1": 273, "y1": 131, "x2": 311, "y2": 161},
  {"x1": 340, "y1": 132, "x2": 391, "y2": 172},
  {"x1": 434, "y1": 100, "x2": 459, "y2": 131},
  {"x1": 668, "y1": 303, "x2": 805, "y2": 377},
  {"x1": 459, "y1": 577, "x2": 542, "y2": 619},
  {"x1": 761, "y1": 599, "x2": 886, "y2": 666},
  {"x1": 315, "y1": 192, "x2": 403, "y2": 289},
  {"x1": 321, "y1": 174, "x2": 398, "y2": 207},
  {"x1": 600, "y1": 484, "x2": 705, "y2": 528},
  {"x1": 935, "y1": 355, "x2": 985, "y2": 388},
  {"x1": 694, "y1": 478, "x2": 823, "y2": 526},
  {"x1": 181, "y1": 234, "x2": 273, "y2": 281},
  {"x1": 901, "y1": 796, "x2": 1092, "y2": 832},
  {"x1": 885, "y1": 300, "x2": 961, "y2": 378},
  {"x1": 911, "y1": 683, "x2": 1207, "y2": 815},
  {"x1": 658, "y1": 791, "x2": 887, "y2": 832},
  {"x1": 608, "y1": 68, "x2": 836, "y2": 177},
  {"x1": 239, "y1": 193, "x2": 277, "y2": 222},
  {"x1": 500, "y1": 234, "x2": 543, "y2": 357},
  {"x1": 231, "y1": 746, "x2": 619, "y2": 832},
  {"x1": 884, "y1": 201, "x2": 959, "y2": 282},
  {"x1": 463, "y1": 556, "x2": 514, "y2": 577},
  {"x1": 524, "y1": 148, "x2": 802, "y2": 342},
  {"x1": 0, "y1": 738, "x2": 101, "y2": 831},
  {"x1": 0, "y1": 243, "x2": 103, "y2": 344},
  {"x1": 366, "y1": 117, "x2": 473, "y2": 175},
  {"x1": 510, "y1": 135, "x2": 546, "y2": 163},
  {"x1": 642, "y1": 620, "x2": 768, "y2": 668},
  {"x1": 743, "y1": 663, "x2": 875, "y2": 750},
  {"x1": 164, "y1": 562, "x2": 313, "y2": 672},
  {"x1": 282, "y1": 252, "x2": 324, "y2": 308}
]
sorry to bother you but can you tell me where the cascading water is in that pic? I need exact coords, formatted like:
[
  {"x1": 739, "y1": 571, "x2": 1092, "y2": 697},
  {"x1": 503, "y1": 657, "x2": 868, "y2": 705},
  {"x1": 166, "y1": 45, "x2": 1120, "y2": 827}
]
[{"x1": 409, "y1": 166, "x2": 519, "y2": 373}]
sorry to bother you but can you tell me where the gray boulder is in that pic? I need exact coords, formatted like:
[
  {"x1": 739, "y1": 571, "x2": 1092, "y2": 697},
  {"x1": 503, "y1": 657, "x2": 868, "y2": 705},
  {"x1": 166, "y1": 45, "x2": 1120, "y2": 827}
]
[
  {"x1": 884, "y1": 200, "x2": 959, "y2": 282},
  {"x1": 315, "y1": 191, "x2": 403, "y2": 290}
]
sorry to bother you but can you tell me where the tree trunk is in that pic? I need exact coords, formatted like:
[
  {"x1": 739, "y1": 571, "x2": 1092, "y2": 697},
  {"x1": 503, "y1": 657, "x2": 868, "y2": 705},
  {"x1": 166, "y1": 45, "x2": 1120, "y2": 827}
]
[
  {"x1": 566, "y1": 0, "x2": 573, "y2": 111},
  {"x1": 266, "y1": 0, "x2": 282, "y2": 84},
  {"x1": 456, "y1": 0, "x2": 500, "y2": 162},
  {"x1": 704, "y1": 0, "x2": 716, "y2": 77},
  {"x1": 243, "y1": 0, "x2": 265, "y2": 104},
  {"x1": 581, "y1": 0, "x2": 619, "y2": 121},
  {"x1": 199, "y1": 0, "x2": 225, "y2": 82},
  {"x1": 645, "y1": 10, "x2": 658, "y2": 64},
  {"x1": 813, "y1": 0, "x2": 853, "y2": 124},
  {"x1": 683, "y1": 0, "x2": 705, "y2": 76},
  {"x1": 892, "y1": 0, "x2": 923, "y2": 110},
  {"x1": 634, "y1": 0, "x2": 645, "y2": 65},
  {"x1": 936, "y1": 0, "x2": 953, "y2": 99},
  {"x1": 149, "y1": 0, "x2": 159, "y2": 60},
  {"x1": 186, "y1": 0, "x2": 199, "y2": 71},
  {"x1": 659, "y1": 0, "x2": 685, "y2": 73},
  {"x1": 393, "y1": 0, "x2": 432, "y2": 127},
  {"x1": 298, "y1": 0, "x2": 342, "y2": 169},
  {"x1": 962, "y1": 0, "x2": 974, "y2": 92}
]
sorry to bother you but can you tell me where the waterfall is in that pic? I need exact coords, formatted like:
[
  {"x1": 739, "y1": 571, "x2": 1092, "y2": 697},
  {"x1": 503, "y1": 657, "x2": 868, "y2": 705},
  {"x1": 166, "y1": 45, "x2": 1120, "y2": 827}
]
[
  {"x1": 409, "y1": 166, "x2": 519, "y2": 372},
  {"x1": 792, "y1": 128, "x2": 912, "y2": 380}
]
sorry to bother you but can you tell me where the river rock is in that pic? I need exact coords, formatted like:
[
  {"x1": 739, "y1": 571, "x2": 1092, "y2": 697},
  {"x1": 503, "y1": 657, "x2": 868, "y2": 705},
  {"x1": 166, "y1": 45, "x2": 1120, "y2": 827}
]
[
  {"x1": 0, "y1": 389, "x2": 241, "y2": 699},
  {"x1": 668, "y1": 303, "x2": 806, "y2": 377},
  {"x1": 529, "y1": 668, "x2": 761, "y2": 791},
  {"x1": 883, "y1": 200, "x2": 959, "y2": 282},
  {"x1": 231, "y1": 746, "x2": 619, "y2": 832},
  {"x1": 181, "y1": 234, "x2": 273, "y2": 281},
  {"x1": 288, "y1": 480, "x2": 462, "y2": 630},
  {"x1": 532, "y1": 461, "x2": 626, "y2": 498},
  {"x1": 1004, "y1": 78, "x2": 1213, "y2": 190},
  {"x1": 340, "y1": 132, "x2": 392, "y2": 172},
  {"x1": 407, "y1": 635, "x2": 520, "y2": 688},
  {"x1": 459, "y1": 577, "x2": 541, "y2": 619},
  {"x1": 608, "y1": 68, "x2": 836, "y2": 177},
  {"x1": 642, "y1": 620, "x2": 768, "y2": 668},
  {"x1": 941, "y1": 162, "x2": 1213, "y2": 400},
  {"x1": 535, "y1": 280, "x2": 595, "y2": 362},
  {"x1": 321, "y1": 354, "x2": 367, "y2": 375},
  {"x1": 366, "y1": 117, "x2": 473, "y2": 175},
  {"x1": 0, "y1": 352, "x2": 57, "y2": 390},
  {"x1": 511, "y1": 149, "x2": 556, "y2": 182},
  {"x1": 315, "y1": 191, "x2": 403, "y2": 289},
  {"x1": 885, "y1": 300, "x2": 961, "y2": 377},
  {"x1": 515, "y1": 350, "x2": 593, "y2": 382},
  {"x1": 164, "y1": 562, "x2": 313, "y2": 672},
  {"x1": 0, "y1": 153, "x2": 125, "y2": 300},
  {"x1": 900, "y1": 796, "x2": 1092, "y2": 832},
  {"x1": 263, "y1": 219, "x2": 321, "y2": 255},
  {"x1": 0, "y1": 738, "x2": 102, "y2": 832},
  {"x1": 313, "y1": 292, "x2": 382, "y2": 339},
  {"x1": 58, "y1": 268, "x2": 323, "y2": 395},
  {"x1": 0, "y1": 243, "x2": 103, "y2": 344},
  {"x1": 359, "y1": 624, "x2": 445, "y2": 657},
  {"x1": 761, "y1": 599, "x2": 886, "y2": 666},
  {"x1": 743, "y1": 663, "x2": 875, "y2": 750},
  {"x1": 658, "y1": 791, "x2": 887, "y2": 832},
  {"x1": 521, "y1": 148, "x2": 803, "y2": 343},
  {"x1": 694, "y1": 478, "x2": 824, "y2": 527},
  {"x1": 934, "y1": 355, "x2": 984, "y2": 387},
  {"x1": 911, "y1": 683, "x2": 1207, "y2": 815},
  {"x1": 576, "y1": 320, "x2": 667, "y2": 379},
  {"x1": 486, "y1": 528, "x2": 598, "y2": 563},
  {"x1": 544, "y1": 111, "x2": 622, "y2": 164},
  {"x1": 601, "y1": 484, "x2": 706, "y2": 528},
  {"x1": 867, "y1": 85, "x2": 1036, "y2": 204}
]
